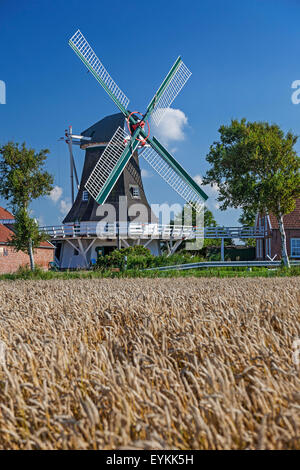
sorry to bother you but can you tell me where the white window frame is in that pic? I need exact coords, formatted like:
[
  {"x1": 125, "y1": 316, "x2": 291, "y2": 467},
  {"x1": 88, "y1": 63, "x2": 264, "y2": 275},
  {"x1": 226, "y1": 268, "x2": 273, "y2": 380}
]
[
  {"x1": 82, "y1": 190, "x2": 89, "y2": 202},
  {"x1": 129, "y1": 185, "x2": 140, "y2": 199},
  {"x1": 291, "y1": 238, "x2": 300, "y2": 258}
]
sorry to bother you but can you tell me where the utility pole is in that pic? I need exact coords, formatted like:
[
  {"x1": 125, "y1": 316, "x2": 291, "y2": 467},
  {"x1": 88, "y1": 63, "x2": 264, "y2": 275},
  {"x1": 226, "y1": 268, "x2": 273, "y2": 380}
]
[
  {"x1": 117, "y1": 222, "x2": 121, "y2": 250},
  {"x1": 66, "y1": 126, "x2": 74, "y2": 205}
]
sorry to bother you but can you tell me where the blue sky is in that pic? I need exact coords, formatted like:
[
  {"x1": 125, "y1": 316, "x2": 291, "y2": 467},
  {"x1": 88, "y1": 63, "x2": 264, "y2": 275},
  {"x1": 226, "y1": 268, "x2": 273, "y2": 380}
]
[{"x1": 0, "y1": 0, "x2": 300, "y2": 226}]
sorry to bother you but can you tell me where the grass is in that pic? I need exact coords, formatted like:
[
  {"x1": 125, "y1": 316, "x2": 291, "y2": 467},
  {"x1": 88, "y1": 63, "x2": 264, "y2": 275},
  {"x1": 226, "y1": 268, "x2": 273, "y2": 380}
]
[
  {"x1": 0, "y1": 277, "x2": 299, "y2": 449},
  {"x1": 0, "y1": 265, "x2": 299, "y2": 280}
]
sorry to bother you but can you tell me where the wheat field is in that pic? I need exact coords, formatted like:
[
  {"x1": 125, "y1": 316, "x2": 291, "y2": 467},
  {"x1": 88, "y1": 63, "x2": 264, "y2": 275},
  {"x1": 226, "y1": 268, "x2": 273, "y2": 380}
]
[{"x1": 0, "y1": 277, "x2": 299, "y2": 450}]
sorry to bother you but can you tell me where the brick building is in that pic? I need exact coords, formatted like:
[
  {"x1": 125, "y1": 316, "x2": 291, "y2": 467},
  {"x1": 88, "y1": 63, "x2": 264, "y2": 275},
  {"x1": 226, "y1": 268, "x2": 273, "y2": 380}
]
[
  {"x1": 0, "y1": 207, "x2": 55, "y2": 274},
  {"x1": 256, "y1": 199, "x2": 300, "y2": 260}
]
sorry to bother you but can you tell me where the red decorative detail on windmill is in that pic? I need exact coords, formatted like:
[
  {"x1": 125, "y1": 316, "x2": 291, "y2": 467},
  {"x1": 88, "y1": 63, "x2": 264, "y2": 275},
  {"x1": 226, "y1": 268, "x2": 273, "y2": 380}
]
[{"x1": 126, "y1": 111, "x2": 150, "y2": 147}]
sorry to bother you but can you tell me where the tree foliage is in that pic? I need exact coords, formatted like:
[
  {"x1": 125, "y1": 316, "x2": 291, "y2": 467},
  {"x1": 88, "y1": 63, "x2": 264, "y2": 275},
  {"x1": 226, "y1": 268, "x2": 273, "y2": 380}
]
[
  {"x1": 204, "y1": 119, "x2": 300, "y2": 214},
  {"x1": 173, "y1": 203, "x2": 217, "y2": 228},
  {"x1": 238, "y1": 208, "x2": 257, "y2": 247},
  {"x1": 10, "y1": 207, "x2": 46, "y2": 253},
  {"x1": 238, "y1": 208, "x2": 256, "y2": 227},
  {"x1": 204, "y1": 208, "x2": 217, "y2": 227},
  {"x1": 203, "y1": 119, "x2": 300, "y2": 265},
  {"x1": 0, "y1": 142, "x2": 53, "y2": 209},
  {"x1": 0, "y1": 142, "x2": 53, "y2": 270}
]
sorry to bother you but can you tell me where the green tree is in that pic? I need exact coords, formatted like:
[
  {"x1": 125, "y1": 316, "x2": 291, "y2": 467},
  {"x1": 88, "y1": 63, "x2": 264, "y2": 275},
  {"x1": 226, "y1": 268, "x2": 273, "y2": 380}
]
[
  {"x1": 204, "y1": 119, "x2": 300, "y2": 267},
  {"x1": 238, "y1": 208, "x2": 256, "y2": 226},
  {"x1": 238, "y1": 208, "x2": 257, "y2": 247},
  {"x1": 0, "y1": 142, "x2": 53, "y2": 270},
  {"x1": 173, "y1": 203, "x2": 217, "y2": 227},
  {"x1": 173, "y1": 204, "x2": 229, "y2": 252},
  {"x1": 204, "y1": 208, "x2": 217, "y2": 227}
]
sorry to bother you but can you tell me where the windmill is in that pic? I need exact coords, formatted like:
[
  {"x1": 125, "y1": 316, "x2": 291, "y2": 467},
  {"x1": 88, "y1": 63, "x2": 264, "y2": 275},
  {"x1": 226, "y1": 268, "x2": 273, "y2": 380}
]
[
  {"x1": 68, "y1": 30, "x2": 208, "y2": 213},
  {"x1": 50, "y1": 30, "x2": 209, "y2": 269}
]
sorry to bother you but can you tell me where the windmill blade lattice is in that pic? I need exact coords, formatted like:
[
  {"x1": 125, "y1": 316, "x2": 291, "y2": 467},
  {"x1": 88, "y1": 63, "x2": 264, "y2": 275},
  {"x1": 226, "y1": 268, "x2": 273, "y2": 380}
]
[
  {"x1": 69, "y1": 30, "x2": 130, "y2": 112},
  {"x1": 141, "y1": 145, "x2": 205, "y2": 213},
  {"x1": 147, "y1": 58, "x2": 192, "y2": 126},
  {"x1": 85, "y1": 126, "x2": 128, "y2": 202}
]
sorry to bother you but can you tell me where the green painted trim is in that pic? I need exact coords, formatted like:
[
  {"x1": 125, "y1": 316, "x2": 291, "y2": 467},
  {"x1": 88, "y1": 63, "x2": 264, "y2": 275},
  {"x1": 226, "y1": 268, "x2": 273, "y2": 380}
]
[
  {"x1": 144, "y1": 56, "x2": 182, "y2": 120},
  {"x1": 69, "y1": 41, "x2": 129, "y2": 117},
  {"x1": 147, "y1": 136, "x2": 208, "y2": 201}
]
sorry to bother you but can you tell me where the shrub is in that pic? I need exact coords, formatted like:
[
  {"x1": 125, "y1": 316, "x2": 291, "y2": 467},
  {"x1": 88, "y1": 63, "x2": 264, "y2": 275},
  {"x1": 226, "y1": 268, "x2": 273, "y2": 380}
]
[{"x1": 95, "y1": 245, "x2": 154, "y2": 271}]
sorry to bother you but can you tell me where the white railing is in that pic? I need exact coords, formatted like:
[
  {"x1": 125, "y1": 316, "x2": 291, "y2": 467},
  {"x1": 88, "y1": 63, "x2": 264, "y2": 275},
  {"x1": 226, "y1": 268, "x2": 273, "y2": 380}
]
[
  {"x1": 0, "y1": 219, "x2": 15, "y2": 225},
  {"x1": 204, "y1": 226, "x2": 266, "y2": 238},
  {"x1": 40, "y1": 223, "x2": 267, "y2": 240}
]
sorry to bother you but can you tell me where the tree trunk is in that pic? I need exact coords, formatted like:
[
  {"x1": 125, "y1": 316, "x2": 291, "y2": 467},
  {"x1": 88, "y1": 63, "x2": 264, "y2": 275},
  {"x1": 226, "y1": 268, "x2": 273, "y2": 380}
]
[
  {"x1": 277, "y1": 213, "x2": 290, "y2": 268},
  {"x1": 28, "y1": 239, "x2": 35, "y2": 271}
]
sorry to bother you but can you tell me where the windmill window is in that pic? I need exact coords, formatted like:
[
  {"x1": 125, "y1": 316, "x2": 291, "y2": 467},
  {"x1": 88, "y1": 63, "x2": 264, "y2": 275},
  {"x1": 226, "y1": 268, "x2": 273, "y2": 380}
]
[
  {"x1": 82, "y1": 190, "x2": 89, "y2": 202},
  {"x1": 74, "y1": 248, "x2": 79, "y2": 256},
  {"x1": 291, "y1": 238, "x2": 300, "y2": 257},
  {"x1": 130, "y1": 185, "x2": 140, "y2": 199}
]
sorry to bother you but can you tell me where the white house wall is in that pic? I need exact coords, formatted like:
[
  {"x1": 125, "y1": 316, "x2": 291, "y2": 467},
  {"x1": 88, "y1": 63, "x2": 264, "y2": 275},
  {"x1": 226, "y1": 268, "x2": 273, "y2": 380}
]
[{"x1": 59, "y1": 241, "x2": 86, "y2": 269}]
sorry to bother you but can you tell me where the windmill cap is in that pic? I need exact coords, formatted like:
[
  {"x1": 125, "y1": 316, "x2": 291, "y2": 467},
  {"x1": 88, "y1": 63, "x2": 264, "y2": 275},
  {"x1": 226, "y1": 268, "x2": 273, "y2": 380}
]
[{"x1": 81, "y1": 112, "x2": 125, "y2": 144}]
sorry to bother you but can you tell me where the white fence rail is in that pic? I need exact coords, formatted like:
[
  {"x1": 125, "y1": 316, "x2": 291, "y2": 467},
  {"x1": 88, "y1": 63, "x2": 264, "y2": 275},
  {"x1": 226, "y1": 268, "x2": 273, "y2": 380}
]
[
  {"x1": 144, "y1": 260, "x2": 300, "y2": 271},
  {"x1": 40, "y1": 223, "x2": 266, "y2": 240}
]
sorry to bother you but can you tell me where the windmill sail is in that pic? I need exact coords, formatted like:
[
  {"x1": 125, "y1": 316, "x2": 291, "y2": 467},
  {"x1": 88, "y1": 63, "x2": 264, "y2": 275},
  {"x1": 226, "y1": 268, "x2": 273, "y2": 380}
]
[
  {"x1": 69, "y1": 30, "x2": 130, "y2": 113},
  {"x1": 85, "y1": 126, "x2": 141, "y2": 205},
  {"x1": 85, "y1": 126, "x2": 128, "y2": 202},
  {"x1": 141, "y1": 137, "x2": 207, "y2": 212},
  {"x1": 146, "y1": 57, "x2": 192, "y2": 125}
]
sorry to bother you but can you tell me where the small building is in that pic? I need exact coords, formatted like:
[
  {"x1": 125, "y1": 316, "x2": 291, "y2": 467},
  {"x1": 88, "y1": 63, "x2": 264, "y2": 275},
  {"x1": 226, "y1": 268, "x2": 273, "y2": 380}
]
[
  {"x1": 255, "y1": 199, "x2": 300, "y2": 260},
  {"x1": 0, "y1": 207, "x2": 55, "y2": 274}
]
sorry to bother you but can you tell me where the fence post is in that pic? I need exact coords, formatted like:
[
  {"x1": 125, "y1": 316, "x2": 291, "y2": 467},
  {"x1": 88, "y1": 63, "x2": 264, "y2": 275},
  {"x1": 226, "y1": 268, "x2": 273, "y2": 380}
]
[{"x1": 221, "y1": 238, "x2": 225, "y2": 261}]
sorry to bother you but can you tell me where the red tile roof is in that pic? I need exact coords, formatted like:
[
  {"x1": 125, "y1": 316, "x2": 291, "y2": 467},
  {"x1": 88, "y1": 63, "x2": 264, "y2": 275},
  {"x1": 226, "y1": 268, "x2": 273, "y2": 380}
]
[
  {"x1": 0, "y1": 207, "x2": 14, "y2": 220},
  {"x1": 39, "y1": 240, "x2": 54, "y2": 248},
  {"x1": 269, "y1": 199, "x2": 300, "y2": 229},
  {"x1": 0, "y1": 223, "x2": 54, "y2": 248},
  {"x1": 0, "y1": 208, "x2": 54, "y2": 249},
  {"x1": 0, "y1": 223, "x2": 13, "y2": 243}
]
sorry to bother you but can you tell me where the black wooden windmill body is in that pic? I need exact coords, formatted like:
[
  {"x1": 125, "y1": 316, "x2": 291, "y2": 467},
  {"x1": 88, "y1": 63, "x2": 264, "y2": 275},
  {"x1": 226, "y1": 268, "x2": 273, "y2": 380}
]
[{"x1": 63, "y1": 113, "x2": 155, "y2": 226}]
